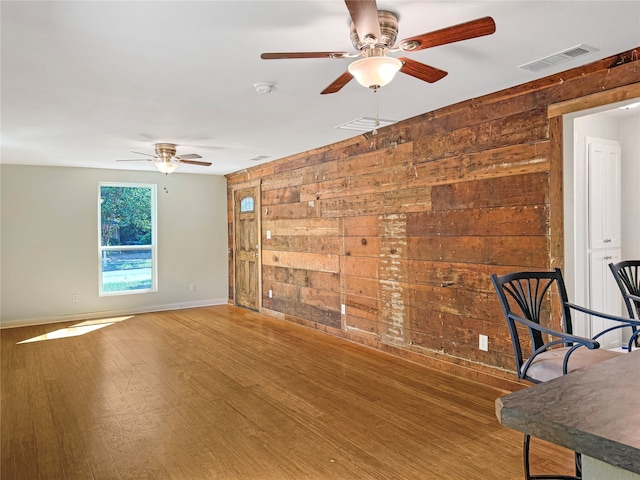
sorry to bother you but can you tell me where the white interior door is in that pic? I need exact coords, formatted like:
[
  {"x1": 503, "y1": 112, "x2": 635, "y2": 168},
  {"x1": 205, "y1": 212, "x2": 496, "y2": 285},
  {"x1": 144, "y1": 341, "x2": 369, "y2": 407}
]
[
  {"x1": 588, "y1": 141, "x2": 621, "y2": 250},
  {"x1": 586, "y1": 138, "x2": 622, "y2": 348}
]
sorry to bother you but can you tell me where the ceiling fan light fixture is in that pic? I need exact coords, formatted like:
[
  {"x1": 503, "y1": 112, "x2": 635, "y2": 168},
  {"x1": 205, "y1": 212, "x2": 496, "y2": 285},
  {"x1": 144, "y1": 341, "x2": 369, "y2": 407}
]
[
  {"x1": 154, "y1": 161, "x2": 179, "y2": 174},
  {"x1": 348, "y1": 56, "x2": 402, "y2": 89}
]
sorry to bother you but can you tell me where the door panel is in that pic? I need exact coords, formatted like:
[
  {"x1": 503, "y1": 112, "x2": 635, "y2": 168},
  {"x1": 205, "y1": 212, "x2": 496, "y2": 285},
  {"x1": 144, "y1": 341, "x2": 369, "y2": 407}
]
[
  {"x1": 588, "y1": 142, "x2": 621, "y2": 249},
  {"x1": 234, "y1": 186, "x2": 260, "y2": 311},
  {"x1": 589, "y1": 249, "x2": 622, "y2": 348}
]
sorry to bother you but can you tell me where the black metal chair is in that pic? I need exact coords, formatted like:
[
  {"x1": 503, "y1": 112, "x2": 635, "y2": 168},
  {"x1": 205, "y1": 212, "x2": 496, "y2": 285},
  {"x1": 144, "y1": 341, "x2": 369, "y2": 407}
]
[
  {"x1": 491, "y1": 268, "x2": 640, "y2": 480},
  {"x1": 609, "y1": 260, "x2": 640, "y2": 348}
]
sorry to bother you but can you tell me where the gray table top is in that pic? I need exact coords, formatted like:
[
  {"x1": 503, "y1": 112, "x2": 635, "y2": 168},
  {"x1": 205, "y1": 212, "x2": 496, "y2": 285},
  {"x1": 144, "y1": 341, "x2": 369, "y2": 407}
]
[{"x1": 496, "y1": 349, "x2": 640, "y2": 474}]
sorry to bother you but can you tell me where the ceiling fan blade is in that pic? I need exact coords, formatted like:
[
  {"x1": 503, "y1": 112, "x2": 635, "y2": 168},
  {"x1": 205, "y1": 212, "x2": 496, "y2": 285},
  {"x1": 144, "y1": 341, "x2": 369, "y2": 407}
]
[
  {"x1": 175, "y1": 153, "x2": 202, "y2": 160},
  {"x1": 176, "y1": 159, "x2": 212, "y2": 166},
  {"x1": 130, "y1": 150, "x2": 158, "y2": 158},
  {"x1": 399, "y1": 16, "x2": 496, "y2": 51},
  {"x1": 261, "y1": 51, "x2": 349, "y2": 60},
  {"x1": 320, "y1": 71, "x2": 354, "y2": 94},
  {"x1": 345, "y1": 0, "x2": 382, "y2": 44},
  {"x1": 399, "y1": 57, "x2": 448, "y2": 83}
]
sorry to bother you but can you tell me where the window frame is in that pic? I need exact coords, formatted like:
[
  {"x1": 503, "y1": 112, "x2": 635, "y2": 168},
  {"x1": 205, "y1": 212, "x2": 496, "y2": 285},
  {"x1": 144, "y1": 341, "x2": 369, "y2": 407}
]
[{"x1": 98, "y1": 182, "x2": 158, "y2": 296}]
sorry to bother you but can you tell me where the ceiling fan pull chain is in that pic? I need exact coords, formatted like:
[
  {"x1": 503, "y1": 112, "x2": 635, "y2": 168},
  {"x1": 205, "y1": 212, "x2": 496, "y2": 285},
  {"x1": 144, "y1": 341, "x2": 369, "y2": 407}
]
[{"x1": 372, "y1": 88, "x2": 380, "y2": 135}]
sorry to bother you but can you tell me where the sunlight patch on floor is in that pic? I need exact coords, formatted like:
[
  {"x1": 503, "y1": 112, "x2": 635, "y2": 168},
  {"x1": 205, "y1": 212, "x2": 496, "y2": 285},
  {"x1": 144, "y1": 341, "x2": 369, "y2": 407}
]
[{"x1": 17, "y1": 316, "x2": 133, "y2": 344}]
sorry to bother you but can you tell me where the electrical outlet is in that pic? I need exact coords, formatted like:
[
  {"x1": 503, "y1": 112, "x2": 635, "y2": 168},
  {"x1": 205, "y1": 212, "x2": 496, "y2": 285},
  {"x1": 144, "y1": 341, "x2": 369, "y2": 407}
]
[
  {"x1": 266, "y1": 230, "x2": 271, "y2": 239},
  {"x1": 268, "y1": 289, "x2": 273, "y2": 298},
  {"x1": 72, "y1": 294, "x2": 78, "y2": 303},
  {"x1": 341, "y1": 304, "x2": 346, "y2": 315},
  {"x1": 479, "y1": 334, "x2": 489, "y2": 352},
  {"x1": 189, "y1": 284, "x2": 196, "y2": 292}
]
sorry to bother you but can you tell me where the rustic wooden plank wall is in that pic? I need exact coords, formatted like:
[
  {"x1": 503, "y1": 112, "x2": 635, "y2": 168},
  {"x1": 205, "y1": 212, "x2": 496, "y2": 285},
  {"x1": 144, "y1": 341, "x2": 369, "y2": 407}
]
[{"x1": 226, "y1": 49, "x2": 639, "y2": 388}]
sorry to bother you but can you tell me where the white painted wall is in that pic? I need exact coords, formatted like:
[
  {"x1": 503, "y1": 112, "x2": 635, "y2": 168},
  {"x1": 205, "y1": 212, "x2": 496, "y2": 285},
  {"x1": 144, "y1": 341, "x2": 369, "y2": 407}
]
[
  {"x1": 1, "y1": 165, "x2": 229, "y2": 327},
  {"x1": 620, "y1": 115, "x2": 640, "y2": 260}
]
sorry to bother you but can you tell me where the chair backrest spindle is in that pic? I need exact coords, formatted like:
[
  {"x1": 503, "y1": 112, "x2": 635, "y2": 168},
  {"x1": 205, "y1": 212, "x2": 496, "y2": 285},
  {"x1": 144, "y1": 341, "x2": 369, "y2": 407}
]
[{"x1": 609, "y1": 260, "x2": 640, "y2": 320}]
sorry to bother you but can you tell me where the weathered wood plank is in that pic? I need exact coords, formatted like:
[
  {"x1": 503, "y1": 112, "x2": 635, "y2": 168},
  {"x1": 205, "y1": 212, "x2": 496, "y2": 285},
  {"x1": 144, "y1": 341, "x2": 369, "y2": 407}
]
[
  {"x1": 410, "y1": 142, "x2": 550, "y2": 187},
  {"x1": 299, "y1": 143, "x2": 414, "y2": 201},
  {"x1": 262, "y1": 280, "x2": 301, "y2": 302},
  {"x1": 263, "y1": 265, "x2": 340, "y2": 293},
  {"x1": 263, "y1": 201, "x2": 320, "y2": 220},
  {"x1": 319, "y1": 194, "x2": 387, "y2": 218},
  {"x1": 263, "y1": 297, "x2": 341, "y2": 328},
  {"x1": 548, "y1": 115, "x2": 564, "y2": 271},
  {"x1": 344, "y1": 294, "x2": 380, "y2": 323},
  {"x1": 344, "y1": 257, "x2": 543, "y2": 294},
  {"x1": 274, "y1": 143, "x2": 351, "y2": 175},
  {"x1": 339, "y1": 129, "x2": 410, "y2": 162},
  {"x1": 300, "y1": 287, "x2": 341, "y2": 311},
  {"x1": 225, "y1": 170, "x2": 250, "y2": 186},
  {"x1": 430, "y1": 171, "x2": 549, "y2": 210},
  {"x1": 405, "y1": 89, "x2": 543, "y2": 141},
  {"x1": 535, "y1": 57, "x2": 640, "y2": 110},
  {"x1": 406, "y1": 261, "x2": 526, "y2": 293},
  {"x1": 413, "y1": 107, "x2": 549, "y2": 163},
  {"x1": 262, "y1": 236, "x2": 343, "y2": 255},
  {"x1": 263, "y1": 251, "x2": 340, "y2": 273},
  {"x1": 405, "y1": 235, "x2": 549, "y2": 267},
  {"x1": 341, "y1": 256, "x2": 379, "y2": 279},
  {"x1": 407, "y1": 285, "x2": 502, "y2": 321},
  {"x1": 262, "y1": 235, "x2": 309, "y2": 253},
  {"x1": 308, "y1": 236, "x2": 344, "y2": 256},
  {"x1": 300, "y1": 164, "x2": 411, "y2": 202},
  {"x1": 263, "y1": 218, "x2": 340, "y2": 236},
  {"x1": 547, "y1": 82, "x2": 640, "y2": 118},
  {"x1": 405, "y1": 205, "x2": 549, "y2": 237},
  {"x1": 262, "y1": 186, "x2": 301, "y2": 206},
  {"x1": 344, "y1": 236, "x2": 382, "y2": 258},
  {"x1": 261, "y1": 169, "x2": 305, "y2": 191},
  {"x1": 342, "y1": 275, "x2": 380, "y2": 298},
  {"x1": 343, "y1": 214, "x2": 413, "y2": 237},
  {"x1": 383, "y1": 186, "x2": 433, "y2": 213}
]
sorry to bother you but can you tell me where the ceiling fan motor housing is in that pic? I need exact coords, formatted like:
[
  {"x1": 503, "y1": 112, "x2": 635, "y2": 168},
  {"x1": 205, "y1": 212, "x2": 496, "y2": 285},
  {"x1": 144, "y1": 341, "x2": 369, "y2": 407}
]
[
  {"x1": 155, "y1": 143, "x2": 177, "y2": 160},
  {"x1": 350, "y1": 10, "x2": 398, "y2": 51}
]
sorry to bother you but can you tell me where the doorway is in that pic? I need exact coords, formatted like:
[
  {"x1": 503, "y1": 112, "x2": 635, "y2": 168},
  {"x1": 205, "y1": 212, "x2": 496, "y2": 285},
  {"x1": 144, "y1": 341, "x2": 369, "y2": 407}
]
[
  {"x1": 559, "y1": 94, "x2": 640, "y2": 344},
  {"x1": 232, "y1": 180, "x2": 261, "y2": 311}
]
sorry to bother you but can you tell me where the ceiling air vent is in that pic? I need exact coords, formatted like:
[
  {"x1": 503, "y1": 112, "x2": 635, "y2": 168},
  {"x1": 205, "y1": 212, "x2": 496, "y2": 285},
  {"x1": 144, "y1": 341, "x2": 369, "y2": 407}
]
[
  {"x1": 248, "y1": 155, "x2": 271, "y2": 162},
  {"x1": 519, "y1": 44, "x2": 598, "y2": 73},
  {"x1": 336, "y1": 117, "x2": 397, "y2": 132}
]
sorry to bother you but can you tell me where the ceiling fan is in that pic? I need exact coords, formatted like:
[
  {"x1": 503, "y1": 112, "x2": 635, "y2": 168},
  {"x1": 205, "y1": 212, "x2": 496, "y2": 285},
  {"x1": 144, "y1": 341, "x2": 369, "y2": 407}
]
[
  {"x1": 261, "y1": 0, "x2": 496, "y2": 94},
  {"x1": 116, "y1": 143, "x2": 212, "y2": 174}
]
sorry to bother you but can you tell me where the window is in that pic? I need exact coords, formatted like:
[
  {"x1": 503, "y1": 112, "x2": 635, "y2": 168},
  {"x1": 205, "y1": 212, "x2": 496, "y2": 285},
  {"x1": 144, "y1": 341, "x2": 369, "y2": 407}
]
[
  {"x1": 240, "y1": 196, "x2": 254, "y2": 212},
  {"x1": 99, "y1": 183, "x2": 157, "y2": 295}
]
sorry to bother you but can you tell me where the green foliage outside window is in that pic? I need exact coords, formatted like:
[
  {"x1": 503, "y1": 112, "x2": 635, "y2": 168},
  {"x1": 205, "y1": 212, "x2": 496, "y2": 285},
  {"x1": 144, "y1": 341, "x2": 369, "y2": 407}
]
[{"x1": 100, "y1": 186, "x2": 152, "y2": 246}]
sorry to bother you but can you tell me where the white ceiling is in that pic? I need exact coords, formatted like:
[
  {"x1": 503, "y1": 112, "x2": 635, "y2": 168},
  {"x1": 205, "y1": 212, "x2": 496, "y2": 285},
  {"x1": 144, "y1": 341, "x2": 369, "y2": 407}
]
[{"x1": 2, "y1": 1, "x2": 639, "y2": 176}]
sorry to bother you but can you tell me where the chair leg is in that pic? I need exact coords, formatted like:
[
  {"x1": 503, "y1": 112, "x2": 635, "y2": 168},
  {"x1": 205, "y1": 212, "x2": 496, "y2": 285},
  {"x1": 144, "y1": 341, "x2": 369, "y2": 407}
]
[
  {"x1": 524, "y1": 433, "x2": 533, "y2": 480},
  {"x1": 522, "y1": 433, "x2": 582, "y2": 480}
]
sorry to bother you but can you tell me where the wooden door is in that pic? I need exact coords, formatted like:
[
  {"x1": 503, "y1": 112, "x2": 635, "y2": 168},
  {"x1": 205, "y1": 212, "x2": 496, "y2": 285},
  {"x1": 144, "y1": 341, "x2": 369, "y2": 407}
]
[{"x1": 234, "y1": 185, "x2": 260, "y2": 310}]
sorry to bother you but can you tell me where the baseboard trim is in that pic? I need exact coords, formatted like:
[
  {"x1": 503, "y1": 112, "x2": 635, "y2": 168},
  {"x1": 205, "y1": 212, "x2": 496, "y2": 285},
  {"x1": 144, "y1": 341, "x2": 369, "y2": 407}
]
[{"x1": 0, "y1": 298, "x2": 229, "y2": 329}]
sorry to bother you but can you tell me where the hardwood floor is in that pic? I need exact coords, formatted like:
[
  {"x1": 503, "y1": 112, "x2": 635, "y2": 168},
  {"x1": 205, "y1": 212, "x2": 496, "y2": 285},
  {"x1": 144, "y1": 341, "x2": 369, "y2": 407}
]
[{"x1": 1, "y1": 305, "x2": 575, "y2": 479}]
